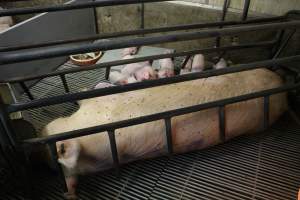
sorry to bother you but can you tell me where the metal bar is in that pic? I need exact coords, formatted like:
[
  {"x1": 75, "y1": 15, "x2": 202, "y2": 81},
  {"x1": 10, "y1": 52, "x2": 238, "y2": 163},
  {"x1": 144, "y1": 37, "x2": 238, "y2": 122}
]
[
  {"x1": 216, "y1": 0, "x2": 230, "y2": 47},
  {"x1": 23, "y1": 81, "x2": 300, "y2": 145},
  {"x1": 263, "y1": 96, "x2": 270, "y2": 130},
  {"x1": 19, "y1": 82, "x2": 34, "y2": 100},
  {"x1": 219, "y1": 106, "x2": 226, "y2": 142},
  {"x1": 241, "y1": 0, "x2": 251, "y2": 21},
  {"x1": 93, "y1": 0, "x2": 99, "y2": 34},
  {"x1": 1, "y1": 21, "x2": 298, "y2": 65},
  {"x1": 0, "y1": 97, "x2": 18, "y2": 146},
  {"x1": 141, "y1": 3, "x2": 145, "y2": 30},
  {"x1": 60, "y1": 74, "x2": 70, "y2": 93},
  {"x1": 164, "y1": 118, "x2": 173, "y2": 155},
  {"x1": 105, "y1": 67, "x2": 111, "y2": 80},
  {"x1": 180, "y1": 55, "x2": 192, "y2": 69},
  {"x1": 0, "y1": 0, "x2": 172, "y2": 17},
  {"x1": 3, "y1": 40, "x2": 275, "y2": 83},
  {"x1": 107, "y1": 130, "x2": 120, "y2": 176},
  {"x1": 272, "y1": 29, "x2": 296, "y2": 59},
  {"x1": 0, "y1": 15, "x2": 285, "y2": 53},
  {"x1": 270, "y1": 30, "x2": 285, "y2": 58},
  {"x1": 7, "y1": 55, "x2": 300, "y2": 113},
  {"x1": 48, "y1": 143, "x2": 68, "y2": 193}
]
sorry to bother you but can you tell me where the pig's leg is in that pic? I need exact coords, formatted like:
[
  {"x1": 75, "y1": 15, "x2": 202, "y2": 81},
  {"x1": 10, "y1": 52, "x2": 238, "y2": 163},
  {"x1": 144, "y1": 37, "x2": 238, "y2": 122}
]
[
  {"x1": 64, "y1": 176, "x2": 78, "y2": 200},
  {"x1": 56, "y1": 140, "x2": 81, "y2": 199}
]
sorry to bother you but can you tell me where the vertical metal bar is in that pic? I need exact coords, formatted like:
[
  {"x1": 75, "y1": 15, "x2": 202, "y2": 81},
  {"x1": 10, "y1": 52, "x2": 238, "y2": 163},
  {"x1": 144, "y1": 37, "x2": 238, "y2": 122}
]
[
  {"x1": 48, "y1": 143, "x2": 68, "y2": 193},
  {"x1": 19, "y1": 82, "x2": 34, "y2": 100},
  {"x1": 241, "y1": 0, "x2": 251, "y2": 21},
  {"x1": 164, "y1": 118, "x2": 173, "y2": 155},
  {"x1": 180, "y1": 55, "x2": 192, "y2": 69},
  {"x1": 272, "y1": 29, "x2": 296, "y2": 59},
  {"x1": 60, "y1": 74, "x2": 70, "y2": 93},
  {"x1": 107, "y1": 130, "x2": 120, "y2": 176},
  {"x1": 105, "y1": 66, "x2": 111, "y2": 80},
  {"x1": 263, "y1": 96, "x2": 270, "y2": 130},
  {"x1": 270, "y1": 30, "x2": 285, "y2": 58},
  {"x1": 141, "y1": 3, "x2": 145, "y2": 30},
  {"x1": 0, "y1": 97, "x2": 17, "y2": 147},
  {"x1": 93, "y1": 0, "x2": 99, "y2": 34},
  {"x1": 216, "y1": 0, "x2": 230, "y2": 48},
  {"x1": 218, "y1": 106, "x2": 226, "y2": 142}
]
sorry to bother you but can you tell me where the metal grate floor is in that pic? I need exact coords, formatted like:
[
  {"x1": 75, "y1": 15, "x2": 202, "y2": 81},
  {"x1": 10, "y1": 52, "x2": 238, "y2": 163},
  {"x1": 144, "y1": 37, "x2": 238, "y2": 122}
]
[{"x1": 1, "y1": 61, "x2": 300, "y2": 200}]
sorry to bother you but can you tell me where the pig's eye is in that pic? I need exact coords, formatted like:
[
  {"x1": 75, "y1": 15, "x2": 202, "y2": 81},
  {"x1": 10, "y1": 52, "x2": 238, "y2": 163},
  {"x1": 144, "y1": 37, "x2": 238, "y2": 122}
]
[{"x1": 59, "y1": 143, "x2": 66, "y2": 155}]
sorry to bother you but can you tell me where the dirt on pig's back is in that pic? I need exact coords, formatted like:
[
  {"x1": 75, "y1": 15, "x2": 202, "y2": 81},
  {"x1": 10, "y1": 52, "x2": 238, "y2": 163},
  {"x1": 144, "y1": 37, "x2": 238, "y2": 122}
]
[{"x1": 44, "y1": 69, "x2": 288, "y2": 171}]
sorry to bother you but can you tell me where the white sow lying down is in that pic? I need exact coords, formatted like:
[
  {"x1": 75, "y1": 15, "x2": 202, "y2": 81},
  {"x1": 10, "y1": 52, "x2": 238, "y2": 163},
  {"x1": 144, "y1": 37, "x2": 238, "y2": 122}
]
[{"x1": 41, "y1": 69, "x2": 287, "y2": 198}]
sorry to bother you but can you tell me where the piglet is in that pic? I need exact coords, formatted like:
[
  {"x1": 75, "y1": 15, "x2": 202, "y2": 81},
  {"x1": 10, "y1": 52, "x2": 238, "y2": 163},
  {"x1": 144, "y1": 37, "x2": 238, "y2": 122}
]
[
  {"x1": 191, "y1": 54, "x2": 205, "y2": 72},
  {"x1": 158, "y1": 50, "x2": 175, "y2": 78},
  {"x1": 134, "y1": 66, "x2": 157, "y2": 81},
  {"x1": 94, "y1": 82, "x2": 114, "y2": 89},
  {"x1": 122, "y1": 47, "x2": 138, "y2": 57},
  {"x1": 213, "y1": 58, "x2": 227, "y2": 69}
]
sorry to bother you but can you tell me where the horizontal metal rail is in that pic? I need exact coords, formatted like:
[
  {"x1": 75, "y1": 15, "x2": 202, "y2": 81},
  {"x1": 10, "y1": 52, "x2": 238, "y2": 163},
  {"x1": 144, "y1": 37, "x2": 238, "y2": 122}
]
[
  {"x1": 0, "y1": 0, "x2": 172, "y2": 17},
  {"x1": 6, "y1": 55, "x2": 300, "y2": 113},
  {"x1": 22, "y1": 81, "x2": 299, "y2": 145},
  {"x1": 0, "y1": 15, "x2": 285, "y2": 52},
  {"x1": 0, "y1": 21, "x2": 299, "y2": 65},
  {"x1": 1, "y1": 40, "x2": 275, "y2": 83}
]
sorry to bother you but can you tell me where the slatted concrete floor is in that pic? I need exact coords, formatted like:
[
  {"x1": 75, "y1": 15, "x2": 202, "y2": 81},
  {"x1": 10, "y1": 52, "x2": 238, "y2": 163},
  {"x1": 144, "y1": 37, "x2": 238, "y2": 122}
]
[{"x1": 1, "y1": 60, "x2": 300, "y2": 200}]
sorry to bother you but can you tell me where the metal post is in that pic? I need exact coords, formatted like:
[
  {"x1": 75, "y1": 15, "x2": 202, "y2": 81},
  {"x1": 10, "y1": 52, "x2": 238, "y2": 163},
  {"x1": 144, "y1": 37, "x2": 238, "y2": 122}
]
[
  {"x1": 218, "y1": 106, "x2": 226, "y2": 142},
  {"x1": 141, "y1": 3, "x2": 145, "y2": 30},
  {"x1": 241, "y1": 0, "x2": 251, "y2": 21},
  {"x1": 105, "y1": 66, "x2": 111, "y2": 80},
  {"x1": 60, "y1": 74, "x2": 70, "y2": 93},
  {"x1": 263, "y1": 96, "x2": 270, "y2": 130},
  {"x1": 180, "y1": 55, "x2": 192, "y2": 69},
  {"x1": 164, "y1": 118, "x2": 173, "y2": 155},
  {"x1": 93, "y1": 0, "x2": 99, "y2": 34},
  {"x1": 48, "y1": 143, "x2": 68, "y2": 193},
  {"x1": 216, "y1": 0, "x2": 230, "y2": 48},
  {"x1": 107, "y1": 130, "x2": 120, "y2": 177},
  {"x1": 19, "y1": 82, "x2": 34, "y2": 100},
  {"x1": 272, "y1": 29, "x2": 296, "y2": 59}
]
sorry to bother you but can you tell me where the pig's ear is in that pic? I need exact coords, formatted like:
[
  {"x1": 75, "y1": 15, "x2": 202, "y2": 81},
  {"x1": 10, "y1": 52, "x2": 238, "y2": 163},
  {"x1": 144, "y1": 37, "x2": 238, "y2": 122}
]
[{"x1": 57, "y1": 140, "x2": 81, "y2": 170}]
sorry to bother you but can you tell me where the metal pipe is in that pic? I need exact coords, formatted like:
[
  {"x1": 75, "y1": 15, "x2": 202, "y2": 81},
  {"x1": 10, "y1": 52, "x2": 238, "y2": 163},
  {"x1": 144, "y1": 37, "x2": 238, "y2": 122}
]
[
  {"x1": 48, "y1": 143, "x2": 68, "y2": 193},
  {"x1": 2, "y1": 40, "x2": 275, "y2": 83},
  {"x1": 216, "y1": 0, "x2": 231, "y2": 47},
  {"x1": 241, "y1": 0, "x2": 251, "y2": 21},
  {"x1": 164, "y1": 118, "x2": 173, "y2": 155},
  {"x1": 263, "y1": 96, "x2": 270, "y2": 131},
  {"x1": 0, "y1": 15, "x2": 285, "y2": 53},
  {"x1": 19, "y1": 82, "x2": 34, "y2": 100},
  {"x1": 60, "y1": 74, "x2": 70, "y2": 93},
  {"x1": 92, "y1": 0, "x2": 99, "y2": 34},
  {"x1": 1, "y1": 21, "x2": 298, "y2": 65},
  {"x1": 218, "y1": 106, "x2": 226, "y2": 142},
  {"x1": 272, "y1": 29, "x2": 296, "y2": 59},
  {"x1": 105, "y1": 67, "x2": 111, "y2": 80},
  {"x1": 23, "y1": 82, "x2": 299, "y2": 145},
  {"x1": 0, "y1": 0, "x2": 172, "y2": 17},
  {"x1": 107, "y1": 130, "x2": 120, "y2": 176},
  {"x1": 7, "y1": 55, "x2": 300, "y2": 113},
  {"x1": 141, "y1": 3, "x2": 145, "y2": 30}
]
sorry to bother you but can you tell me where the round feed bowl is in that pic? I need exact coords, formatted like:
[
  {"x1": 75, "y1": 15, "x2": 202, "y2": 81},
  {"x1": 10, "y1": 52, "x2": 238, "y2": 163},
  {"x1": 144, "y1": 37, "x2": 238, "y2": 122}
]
[{"x1": 70, "y1": 52, "x2": 102, "y2": 66}]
